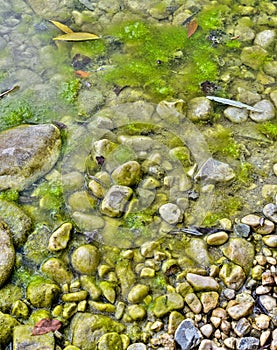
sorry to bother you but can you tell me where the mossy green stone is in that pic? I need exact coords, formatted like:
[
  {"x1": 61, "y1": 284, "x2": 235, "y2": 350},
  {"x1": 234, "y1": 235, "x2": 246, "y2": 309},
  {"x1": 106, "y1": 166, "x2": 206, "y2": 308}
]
[
  {"x1": 41, "y1": 258, "x2": 73, "y2": 285},
  {"x1": 13, "y1": 325, "x2": 54, "y2": 349},
  {"x1": 153, "y1": 293, "x2": 184, "y2": 318},
  {"x1": 0, "y1": 311, "x2": 19, "y2": 346},
  {"x1": 27, "y1": 278, "x2": 60, "y2": 308},
  {"x1": 240, "y1": 46, "x2": 268, "y2": 70},
  {"x1": 128, "y1": 284, "x2": 149, "y2": 304},
  {"x1": 98, "y1": 332, "x2": 123, "y2": 350}
]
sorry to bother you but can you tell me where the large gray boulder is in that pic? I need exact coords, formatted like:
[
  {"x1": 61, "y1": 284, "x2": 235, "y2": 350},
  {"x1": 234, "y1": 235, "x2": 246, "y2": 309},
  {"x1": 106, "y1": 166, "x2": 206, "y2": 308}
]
[{"x1": 0, "y1": 124, "x2": 62, "y2": 191}]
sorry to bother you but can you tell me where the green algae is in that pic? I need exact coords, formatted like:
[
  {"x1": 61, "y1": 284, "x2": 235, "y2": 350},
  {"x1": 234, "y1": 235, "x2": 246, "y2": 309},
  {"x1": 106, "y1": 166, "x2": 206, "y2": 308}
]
[
  {"x1": 257, "y1": 121, "x2": 277, "y2": 141},
  {"x1": 0, "y1": 189, "x2": 19, "y2": 202},
  {"x1": 236, "y1": 162, "x2": 254, "y2": 185},
  {"x1": 61, "y1": 78, "x2": 81, "y2": 103}
]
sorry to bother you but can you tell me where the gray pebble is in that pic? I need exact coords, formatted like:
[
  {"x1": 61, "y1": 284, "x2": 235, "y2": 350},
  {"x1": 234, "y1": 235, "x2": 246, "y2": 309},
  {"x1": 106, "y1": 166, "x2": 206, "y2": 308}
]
[
  {"x1": 175, "y1": 319, "x2": 202, "y2": 350},
  {"x1": 224, "y1": 106, "x2": 248, "y2": 123},
  {"x1": 238, "y1": 337, "x2": 259, "y2": 350}
]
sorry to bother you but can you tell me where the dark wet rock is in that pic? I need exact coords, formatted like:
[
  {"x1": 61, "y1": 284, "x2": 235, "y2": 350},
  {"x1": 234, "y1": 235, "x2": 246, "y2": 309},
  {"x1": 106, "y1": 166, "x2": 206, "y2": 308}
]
[
  {"x1": 111, "y1": 161, "x2": 141, "y2": 186},
  {"x1": 27, "y1": 278, "x2": 60, "y2": 308},
  {"x1": 0, "y1": 199, "x2": 32, "y2": 247},
  {"x1": 70, "y1": 313, "x2": 125, "y2": 350},
  {"x1": 221, "y1": 238, "x2": 254, "y2": 274},
  {"x1": 175, "y1": 319, "x2": 202, "y2": 350},
  {"x1": 0, "y1": 311, "x2": 19, "y2": 346},
  {"x1": 13, "y1": 325, "x2": 54, "y2": 350},
  {"x1": 195, "y1": 158, "x2": 235, "y2": 184},
  {"x1": 41, "y1": 258, "x2": 73, "y2": 285},
  {"x1": 238, "y1": 336, "x2": 259, "y2": 350},
  {"x1": 263, "y1": 203, "x2": 277, "y2": 222},
  {"x1": 153, "y1": 293, "x2": 184, "y2": 317},
  {"x1": 101, "y1": 185, "x2": 133, "y2": 217},
  {"x1": 71, "y1": 244, "x2": 100, "y2": 275},
  {"x1": 0, "y1": 222, "x2": 15, "y2": 288},
  {"x1": 0, "y1": 124, "x2": 61, "y2": 191}
]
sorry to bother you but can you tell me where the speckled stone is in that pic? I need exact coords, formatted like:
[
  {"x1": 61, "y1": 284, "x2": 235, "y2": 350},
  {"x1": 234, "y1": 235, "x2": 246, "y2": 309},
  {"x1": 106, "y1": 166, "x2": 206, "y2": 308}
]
[
  {"x1": 186, "y1": 273, "x2": 219, "y2": 292},
  {"x1": 223, "y1": 107, "x2": 248, "y2": 123},
  {"x1": 159, "y1": 203, "x2": 183, "y2": 224},
  {"x1": 200, "y1": 292, "x2": 219, "y2": 313},
  {"x1": 227, "y1": 301, "x2": 254, "y2": 320},
  {"x1": 263, "y1": 203, "x2": 277, "y2": 222},
  {"x1": 237, "y1": 337, "x2": 259, "y2": 350}
]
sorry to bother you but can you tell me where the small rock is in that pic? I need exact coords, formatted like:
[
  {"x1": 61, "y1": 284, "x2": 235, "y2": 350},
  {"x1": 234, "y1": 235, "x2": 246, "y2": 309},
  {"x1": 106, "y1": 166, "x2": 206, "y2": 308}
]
[
  {"x1": 48, "y1": 222, "x2": 72, "y2": 251},
  {"x1": 98, "y1": 332, "x2": 123, "y2": 350},
  {"x1": 185, "y1": 293, "x2": 202, "y2": 314},
  {"x1": 206, "y1": 231, "x2": 229, "y2": 246},
  {"x1": 219, "y1": 263, "x2": 246, "y2": 290},
  {"x1": 127, "y1": 343, "x2": 147, "y2": 350},
  {"x1": 200, "y1": 324, "x2": 213, "y2": 338},
  {"x1": 175, "y1": 319, "x2": 202, "y2": 350},
  {"x1": 13, "y1": 325, "x2": 54, "y2": 349},
  {"x1": 240, "y1": 46, "x2": 268, "y2": 70},
  {"x1": 128, "y1": 284, "x2": 149, "y2": 304},
  {"x1": 250, "y1": 100, "x2": 275, "y2": 122},
  {"x1": 101, "y1": 185, "x2": 133, "y2": 217},
  {"x1": 168, "y1": 311, "x2": 185, "y2": 335},
  {"x1": 262, "y1": 235, "x2": 277, "y2": 248},
  {"x1": 71, "y1": 244, "x2": 100, "y2": 275},
  {"x1": 260, "y1": 330, "x2": 271, "y2": 347},
  {"x1": 238, "y1": 337, "x2": 259, "y2": 350},
  {"x1": 258, "y1": 295, "x2": 276, "y2": 312},
  {"x1": 199, "y1": 339, "x2": 224, "y2": 350},
  {"x1": 227, "y1": 301, "x2": 254, "y2": 320},
  {"x1": 186, "y1": 273, "x2": 219, "y2": 292},
  {"x1": 255, "y1": 314, "x2": 271, "y2": 330},
  {"x1": 0, "y1": 311, "x2": 19, "y2": 346},
  {"x1": 159, "y1": 203, "x2": 183, "y2": 224},
  {"x1": 241, "y1": 214, "x2": 260, "y2": 227},
  {"x1": 187, "y1": 97, "x2": 213, "y2": 122},
  {"x1": 140, "y1": 241, "x2": 159, "y2": 258},
  {"x1": 0, "y1": 222, "x2": 15, "y2": 288},
  {"x1": 233, "y1": 223, "x2": 251, "y2": 238},
  {"x1": 195, "y1": 157, "x2": 235, "y2": 183},
  {"x1": 112, "y1": 161, "x2": 141, "y2": 186},
  {"x1": 41, "y1": 258, "x2": 73, "y2": 285},
  {"x1": 127, "y1": 304, "x2": 146, "y2": 321},
  {"x1": 27, "y1": 278, "x2": 60, "y2": 308},
  {"x1": 234, "y1": 317, "x2": 252, "y2": 337},
  {"x1": 254, "y1": 29, "x2": 276, "y2": 48},
  {"x1": 256, "y1": 285, "x2": 272, "y2": 295},
  {"x1": 223, "y1": 107, "x2": 248, "y2": 123},
  {"x1": 200, "y1": 292, "x2": 219, "y2": 313},
  {"x1": 263, "y1": 203, "x2": 277, "y2": 222},
  {"x1": 153, "y1": 293, "x2": 184, "y2": 318}
]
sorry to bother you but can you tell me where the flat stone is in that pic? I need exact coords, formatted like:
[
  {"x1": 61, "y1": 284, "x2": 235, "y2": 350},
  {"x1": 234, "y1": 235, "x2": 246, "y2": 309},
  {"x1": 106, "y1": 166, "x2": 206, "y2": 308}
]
[
  {"x1": 240, "y1": 45, "x2": 268, "y2": 70},
  {"x1": 227, "y1": 301, "x2": 254, "y2": 320},
  {"x1": 195, "y1": 157, "x2": 235, "y2": 184},
  {"x1": 175, "y1": 319, "x2": 202, "y2": 350},
  {"x1": 224, "y1": 107, "x2": 248, "y2": 123},
  {"x1": 13, "y1": 325, "x2": 54, "y2": 349},
  {"x1": 250, "y1": 100, "x2": 275, "y2": 122},
  {"x1": 0, "y1": 222, "x2": 15, "y2": 288},
  {"x1": 0, "y1": 124, "x2": 61, "y2": 190},
  {"x1": 258, "y1": 295, "x2": 276, "y2": 312},
  {"x1": 153, "y1": 293, "x2": 184, "y2": 318},
  {"x1": 186, "y1": 273, "x2": 219, "y2": 292},
  {"x1": 101, "y1": 185, "x2": 133, "y2": 217}
]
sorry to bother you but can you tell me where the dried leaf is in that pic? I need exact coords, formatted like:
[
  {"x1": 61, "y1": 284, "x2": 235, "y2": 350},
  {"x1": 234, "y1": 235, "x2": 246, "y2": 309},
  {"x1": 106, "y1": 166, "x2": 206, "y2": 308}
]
[
  {"x1": 187, "y1": 20, "x2": 198, "y2": 38},
  {"x1": 49, "y1": 20, "x2": 73, "y2": 34},
  {"x1": 53, "y1": 32, "x2": 99, "y2": 41},
  {"x1": 32, "y1": 318, "x2": 62, "y2": 336},
  {"x1": 74, "y1": 70, "x2": 91, "y2": 78}
]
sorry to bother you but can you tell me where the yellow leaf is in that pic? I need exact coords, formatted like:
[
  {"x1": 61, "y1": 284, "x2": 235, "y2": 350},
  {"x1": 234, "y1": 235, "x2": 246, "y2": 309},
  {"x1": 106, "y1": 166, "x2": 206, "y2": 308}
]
[
  {"x1": 53, "y1": 32, "x2": 99, "y2": 41},
  {"x1": 49, "y1": 20, "x2": 73, "y2": 34}
]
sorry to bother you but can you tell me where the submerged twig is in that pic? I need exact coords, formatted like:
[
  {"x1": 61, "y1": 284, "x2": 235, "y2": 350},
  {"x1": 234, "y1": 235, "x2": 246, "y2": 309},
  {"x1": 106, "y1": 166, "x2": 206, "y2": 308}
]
[
  {"x1": 0, "y1": 85, "x2": 19, "y2": 99},
  {"x1": 206, "y1": 95, "x2": 263, "y2": 112}
]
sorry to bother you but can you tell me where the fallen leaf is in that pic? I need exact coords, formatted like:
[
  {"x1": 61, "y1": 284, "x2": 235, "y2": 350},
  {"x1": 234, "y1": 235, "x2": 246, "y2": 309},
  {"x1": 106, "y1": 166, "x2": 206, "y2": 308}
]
[
  {"x1": 75, "y1": 70, "x2": 91, "y2": 78},
  {"x1": 53, "y1": 32, "x2": 99, "y2": 41},
  {"x1": 32, "y1": 318, "x2": 62, "y2": 336},
  {"x1": 49, "y1": 20, "x2": 73, "y2": 34},
  {"x1": 187, "y1": 20, "x2": 198, "y2": 38}
]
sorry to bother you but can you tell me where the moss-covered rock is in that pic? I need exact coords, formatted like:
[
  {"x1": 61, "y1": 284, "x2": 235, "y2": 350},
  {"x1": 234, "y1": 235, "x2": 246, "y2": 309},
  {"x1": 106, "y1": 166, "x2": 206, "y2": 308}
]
[
  {"x1": 0, "y1": 124, "x2": 62, "y2": 191},
  {"x1": 0, "y1": 311, "x2": 19, "y2": 346},
  {"x1": 27, "y1": 277, "x2": 60, "y2": 308},
  {"x1": 71, "y1": 244, "x2": 100, "y2": 275},
  {"x1": 0, "y1": 199, "x2": 32, "y2": 247},
  {"x1": 0, "y1": 284, "x2": 23, "y2": 313},
  {"x1": 152, "y1": 293, "x2": 184, "y2": 318},
  {"x1": 13, "y1": 325, "x2": 54, "y2": 350},
  {"x1": 41, "y1": 258, "x2": 73, "y2": 285},
  {"x1": 70, "y1": 313, "x2": 125, "y2": 350},
  {"x1": 240, "y1": 46, "x2": 268, "y2": 70}
]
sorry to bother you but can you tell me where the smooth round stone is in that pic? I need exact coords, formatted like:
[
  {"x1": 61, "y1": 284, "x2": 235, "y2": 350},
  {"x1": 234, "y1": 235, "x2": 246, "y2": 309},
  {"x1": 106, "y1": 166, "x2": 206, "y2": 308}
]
[
  {"x1": 185, "y1": 293, "x2": 202, "y2": 314},
  {"x1": 258, "y1": 295, "x2": 277, "y2": 312},
  {"x1": 159, "y1": 203, "x2": 183, "y2": 225},
  {"x1": 127, "y1": 304, "x2": 146, "y2": 320},
  {"x1": 223, "y1": 106, "x2": 248, "y2": 123},
  {"x1": 71, "y1": 245, "x2": 99, "y2": 275},
  {"x1": 241, "y1": 214, "x2": 260, "y2": 227},
  {"x1": 88, "y1": 179, "x2": 106, "y2": 199},
  {"x1": 127, "y1": 284, "x2": 149, "y2": 304},
  {"x1": 262, "y1": 235, "x2": 277, "y2": 248},
  {"x1": 250, "y1": 100, "x2": 275, "y2": 122},
  {"x1": 127, "y1": 343, "x2": 147, "y2": 350},
  {"x1": 41, "y1": 258, "x2": 73, "y2": 285},
  {"x1": 255, "y1": 314, "x2": 271, "y2": 330},
  {"x1": 206, "y1": 231, "x2": 229, "y2": 246},
  {"x1": 200, "y1": 324, "x2": 213, "y2": 338},
  {"x1": 98, "y1": 332, "x2": 123, "y2": 350}
]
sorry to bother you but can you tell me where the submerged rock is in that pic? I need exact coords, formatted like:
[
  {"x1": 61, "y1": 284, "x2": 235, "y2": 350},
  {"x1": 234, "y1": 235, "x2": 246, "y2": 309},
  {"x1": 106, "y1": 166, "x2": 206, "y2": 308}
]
[
  {"x1": 195, "y1": 158, "x2": 235, "y2": 184},
  {"x1": 0, "y1": 124, "x2": 61, "y2": 191},
  {"x1": 0, "y1": 311, "x2": 19, "y2": 346},
  {"x1": 101, "y1": 185, "x2": 133, "y2": 217},
  {"x1": 13, "y1": 325, "x2": 54, "y2": 350},
  {"x1": 0, "y1": 199, "x2": 32, "y2": 247},
  {"x1": 0, "y1": 222, "x2": 15, "y2": 288}
]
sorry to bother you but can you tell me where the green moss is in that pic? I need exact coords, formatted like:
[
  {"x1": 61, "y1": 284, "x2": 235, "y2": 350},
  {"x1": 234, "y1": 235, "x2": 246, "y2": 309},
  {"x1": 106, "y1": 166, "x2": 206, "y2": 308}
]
[
  {"x1": 236, "y1": 162, "x2": 254, "y2": 185},
  {"x1": 257, "y1": 121, "x2": 277, "y2": 141},
  {"x1": 202, "y1": 212, "x2": 221, "y2": 227},
  {"x1": 123, "y1": 212, "x2": 152, "y2": 238},
  {"x1": 71, "y1": 40, "x2": 106, "y2": 58},
  {"x1": 197, "y1": 4, "x2": 230, "y2": 30},
  {"x1": 60, "y1": 78, "x2": 81, "y2": 103},
  {"x1": 206, "y1": 125, "x2": 241, "y2": 159},
  {"x1": 0, "y1": 189, "x2": 19, "y2": 202},
  {"x1": 32, "y1": 179, "x2": 64, "y2": 212}
]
